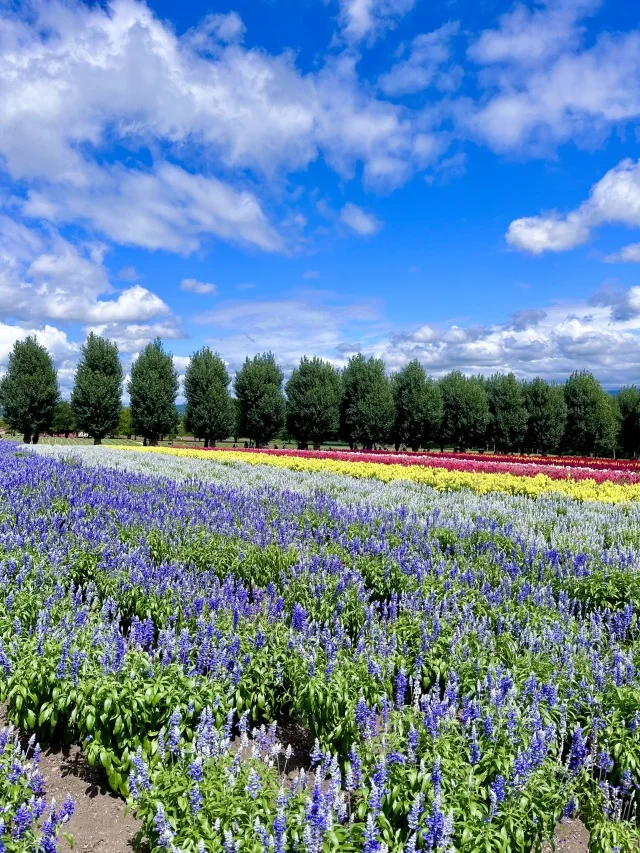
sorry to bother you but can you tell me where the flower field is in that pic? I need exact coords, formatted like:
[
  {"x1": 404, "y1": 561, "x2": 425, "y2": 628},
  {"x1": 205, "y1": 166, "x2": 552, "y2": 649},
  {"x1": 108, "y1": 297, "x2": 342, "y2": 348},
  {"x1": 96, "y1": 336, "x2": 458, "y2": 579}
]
[{"x1": 3, "y1": 442, "x2": 640, "y2": 852}]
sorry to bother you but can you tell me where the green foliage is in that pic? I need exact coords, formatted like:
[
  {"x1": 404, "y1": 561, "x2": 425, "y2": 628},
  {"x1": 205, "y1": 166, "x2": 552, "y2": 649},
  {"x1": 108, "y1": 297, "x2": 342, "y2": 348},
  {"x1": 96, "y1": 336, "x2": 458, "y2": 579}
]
[
  {"x1": 391, "y1": 360, "x2": 443, "y2": 451},
  {"x1": 485, "y1": 373, "x2": 528, "y2": 451},
  {"x1": 184, "y1": 348, "x2": 234, "y2": 447},
  {"x1": 0, "y1": 336, "x2": 59, "y2": 443},
  {"x1": 522, "y1": 378, "x2": 567, "y2": 454},
  {"x1": 52, "y1": 400, "x2": 75, "y2": 437},
  {"x1": 439, "y1": 371, "x2": 490, "y2": 451},
  {"x1": 128, "y1": 339, "x2": 179, "y2": 444},
  {"x1": 340, "y1": 354, "x2": 395, "y2": 449},
  {"x1": 616, "y1": 386, "x2": 640, "y2": 457},
  {"x1": 118, "y1": 406, "x2": 133, "y2": 438},
  {"x1": 71, "y1": 333, "x2": 123, "y2": 444},
  {"x1": 564, "y1": 370, "x2": 618, "y2": 456},
  {"x1": 234, "y1": 353, "x2": 285, "y2": 447},
  {"x1": 285, "y1": 356, "x2": 341, "y2": 448}
]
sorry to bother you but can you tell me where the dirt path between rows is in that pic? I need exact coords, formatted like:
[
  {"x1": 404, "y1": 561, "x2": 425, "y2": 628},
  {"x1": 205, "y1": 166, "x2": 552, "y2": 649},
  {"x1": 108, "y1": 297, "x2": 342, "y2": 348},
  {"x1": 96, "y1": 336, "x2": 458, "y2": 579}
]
[{"x1": 37, "y1": 743, "x2": 140, "y2": 853}]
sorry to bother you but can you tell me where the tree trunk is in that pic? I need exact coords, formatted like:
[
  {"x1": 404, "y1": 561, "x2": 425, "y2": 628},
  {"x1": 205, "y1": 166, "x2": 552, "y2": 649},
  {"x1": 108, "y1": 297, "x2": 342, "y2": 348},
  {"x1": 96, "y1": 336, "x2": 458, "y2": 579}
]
[
  {"x1": 94, "y1": 437, "x2": 102, "y2": 445},
  {"x1": 65, "y1": 431, "x2": 70, "y2": 439},
  {"x1": 23, "y1": 433, "x2": 31, "y2": 444},
  {"x1": 394, "y1": 442, "x2": 400, "y2": 452},
  {"x1": 204, "y1": 437, "x2": 209, "y2": 448},
  {"x1": 150, "y1": 439, "x2": 158, "y2": 446},
  {"x1": 143, "y1": 437, "x2": 148, "y2": 446},
  {"x1": 313, "y1": 442, "x2": 320, "y2": 450},
  {"x1": 32, "y1": 433, "x2": 39, "y2": 445}
]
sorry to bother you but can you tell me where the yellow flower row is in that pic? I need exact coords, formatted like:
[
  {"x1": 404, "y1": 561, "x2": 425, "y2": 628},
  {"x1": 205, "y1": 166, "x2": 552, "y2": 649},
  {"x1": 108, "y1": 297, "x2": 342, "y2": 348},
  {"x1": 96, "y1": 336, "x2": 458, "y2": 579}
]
[{"x1": 109, "y1": 445, "x2": 640, "y2": 504}]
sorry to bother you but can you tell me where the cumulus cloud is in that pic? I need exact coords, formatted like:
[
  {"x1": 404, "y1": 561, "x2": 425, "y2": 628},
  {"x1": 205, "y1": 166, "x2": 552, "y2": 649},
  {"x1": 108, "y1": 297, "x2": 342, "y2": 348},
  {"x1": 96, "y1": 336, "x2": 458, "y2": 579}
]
[
  {"x1": 86, "y1": 321, "x2": 186, "y2": 354},
  {"x1": 379, "y1": 22, "x2": 461, "y2": 96},
  {"x1": 340, "y1": 203, "x2": 382, "y2": 236},
  {"x1": 469, "y1": 0, "x2": 600, "y2": 67},
  {"x1": 180, "y1": 278, "x2": 218, "y2": 295},
  {"x1": 468, "y1": 1, "x2": 640, "y2": 153},
  {"x1": 605, "y1": 243, "x2": 640, "y2": 263},
  {"x1": 0, "y1": 218, "x2": 171, "y2": 324},
  {"x1": 506, "y1": 159, "x2": 640, "y2": 254},
  {"x1": 338, "y1": 0, "x2": 415, "y2": 43},
  {"x1": 0, "y1": 0, "x2": 443, "y2": 228},
  {"x1": 372, "y1": 292, "x2": 640, "y2": 387}
]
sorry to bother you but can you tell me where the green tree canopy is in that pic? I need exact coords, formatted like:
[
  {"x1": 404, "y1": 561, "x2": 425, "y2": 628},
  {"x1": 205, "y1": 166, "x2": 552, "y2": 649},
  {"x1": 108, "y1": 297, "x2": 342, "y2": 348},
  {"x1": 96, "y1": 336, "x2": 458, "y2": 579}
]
[
  {"x1": 616, "y1": 386, "x2": 640, "y2": 457},
  {"x1": 439, "y1": 371, "x2": 490, "y2": 451},
  {"x1": 117, "y1": 406, "x2": 133, "y2": 439},
  {"x1": 485, "y1": 372, "x2": 528, "y2": 451},
  {"x1": 0, "y1": 336, "x2": 59, "y2": 443},
  {"x1": 563, "y1": 370, "x2": 619, "y2": 456},
  {"x1": 52, "y1": 400, "x2": 75, "y2": 438},
  {"x1": 340, "y1": 354, "x2": 395, "y2": 449},
  {"x1": 128, "y1": 339, "x2": 179, "y2": 445},
  {"x1": 184, "y1": 348, "x2": 234, "y2": 447},
  {"x1": 234, "y1": 353, "x2": 285, "y2": 447},
  {"x1": 522, "y1": 378, "x2": 567, "y2": 454},
  {"x1": 285, "y1": 357, "x2": 341, "y2": 448},
  {"x1": 391, "y1": 360, "x2": 442, "y2": 451},
  {"x1": 71, "y1": 333, "x2": 123, "y2": 445}
]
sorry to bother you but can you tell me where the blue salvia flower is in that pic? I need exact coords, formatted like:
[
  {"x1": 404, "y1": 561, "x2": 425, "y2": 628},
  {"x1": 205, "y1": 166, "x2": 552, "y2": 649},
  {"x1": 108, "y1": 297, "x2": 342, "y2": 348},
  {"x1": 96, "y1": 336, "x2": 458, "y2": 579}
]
[
  {"x1": 246, "y1": 768, "x2": 262, "y2": 799},
  {"x1": 189, "y1": 785, "x2": 203, "y2": 815},
  {"x1": 408, "y1": 792, "x2": 424, "y2": 831},
  {"x1": 568, "y1": 725, "x2": 588, "y2": 773}
]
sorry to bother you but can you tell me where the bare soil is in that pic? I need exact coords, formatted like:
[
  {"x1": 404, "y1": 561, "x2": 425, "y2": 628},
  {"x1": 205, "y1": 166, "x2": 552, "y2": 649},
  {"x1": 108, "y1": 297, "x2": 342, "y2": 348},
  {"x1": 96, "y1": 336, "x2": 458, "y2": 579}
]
[{"x1": 36, "y1": 743, "x2": 140, "y2": 853}]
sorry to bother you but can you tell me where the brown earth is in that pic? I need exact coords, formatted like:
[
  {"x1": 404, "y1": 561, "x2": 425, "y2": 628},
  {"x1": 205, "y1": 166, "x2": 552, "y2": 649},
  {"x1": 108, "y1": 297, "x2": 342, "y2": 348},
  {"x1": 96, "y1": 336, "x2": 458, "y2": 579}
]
[{"x1": 37, "y1": 743, "x2": 140, "y2": 853}]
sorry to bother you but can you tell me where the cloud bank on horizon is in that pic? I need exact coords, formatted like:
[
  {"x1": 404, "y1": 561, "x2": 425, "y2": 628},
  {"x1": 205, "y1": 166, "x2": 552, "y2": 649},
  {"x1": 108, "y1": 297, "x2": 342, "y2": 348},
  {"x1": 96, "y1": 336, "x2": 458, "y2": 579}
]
[{"x1": 0, "y1": 0, "x2": 640, "y2": 393}]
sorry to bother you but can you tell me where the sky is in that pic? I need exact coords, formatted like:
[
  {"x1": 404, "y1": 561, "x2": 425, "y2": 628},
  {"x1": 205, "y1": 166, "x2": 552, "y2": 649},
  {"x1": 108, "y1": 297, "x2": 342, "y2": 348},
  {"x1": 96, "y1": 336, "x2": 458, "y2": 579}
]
[{"x1": 1, "y1": 0, "x2": 640, "y2": 396}]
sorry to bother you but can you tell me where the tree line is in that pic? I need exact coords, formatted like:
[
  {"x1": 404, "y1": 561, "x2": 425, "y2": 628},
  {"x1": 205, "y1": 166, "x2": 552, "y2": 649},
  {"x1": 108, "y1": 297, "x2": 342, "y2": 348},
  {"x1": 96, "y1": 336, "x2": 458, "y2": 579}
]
[{"x1": 0, "y1": 334, "x2": 637, "y2": 457}]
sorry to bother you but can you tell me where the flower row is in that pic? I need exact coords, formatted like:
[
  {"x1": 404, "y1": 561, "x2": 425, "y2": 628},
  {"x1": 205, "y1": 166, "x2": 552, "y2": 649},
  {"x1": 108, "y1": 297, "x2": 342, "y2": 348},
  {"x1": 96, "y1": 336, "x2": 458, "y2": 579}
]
[
  {"x1": 133, "y1": 445, "x2": 640, "y2": 501},
  {"x1": 183, "y1": 446, "x2": 640, "y2": 484}
]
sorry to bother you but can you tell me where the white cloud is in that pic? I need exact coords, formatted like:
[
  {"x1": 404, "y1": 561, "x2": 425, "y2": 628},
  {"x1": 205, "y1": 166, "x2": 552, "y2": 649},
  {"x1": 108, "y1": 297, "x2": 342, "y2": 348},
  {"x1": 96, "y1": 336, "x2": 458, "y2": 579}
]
[
  {"x1": 338, "y1": 0, "x2": 415, "y2": 43},
  {"x1": 302, "y1": 270, "x2": 321, "y2": 279},
  {"x1": 180, "y1": 278, "x2": 218, "y2": 295},
  {"x1": 468, "y1": 0, "x2": 640, "y2": 153},
  {"x1": 23, "y1": 162, "x2": 283, "y2": 254},
  {"x1": 194, "y1": 293, "x2": 381, "y2": 373},
  {"x1": 0, "y1": 215, "x2": 172, "y2": 325},
  {"x1": 605, "y1": 243, "x2": 640, "y2": 263},
  {"x1": 340, "y1": 203, "x2": 382, "y2": 236},
  {"x1": 379, "y1": 22, "x2": 461, "y2": 96},
  {"x1": 0, "y1": 0, "x2": 442, "y2": 233},
  {"x1": 184, "y1": 12, "x2": 245, "y2": 49},
  {"x1": 372, "y1": 290, "x2": 640, "y2": 387},
  {"x1": 85, "y1": 321, "x2": 185, "y2": 354},
  {"x1": 469, "y1": 0, "x2": 600, "y2": 67},
  {"x1": 118, "y1": 266, "x2": 140, "y2": 282},
  {"x1": 507, "y1": 159, "x2": 640, "y2": 254}
]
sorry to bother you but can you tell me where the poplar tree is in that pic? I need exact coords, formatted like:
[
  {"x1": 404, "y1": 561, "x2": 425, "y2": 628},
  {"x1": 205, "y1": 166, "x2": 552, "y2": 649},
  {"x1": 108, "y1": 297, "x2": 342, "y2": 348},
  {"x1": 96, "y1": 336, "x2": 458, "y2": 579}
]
[
  {"x1": 0, "y1": 336, "x2": 59, "y2": 444},
  {"x1": 234, "y1": 353, "x2": 285, "y2": 447},
  {"x1": 340, "y1": 354, "x2": 395, "y2": 450},
  {"x1": 128, "y1": 339, "x2": 179, "y2": 445},
  {"x1": 184, "y1": 348, "x2": 234, "y2": 447},
  {"x1": 72, "y1": 333, "x2": 123, "y2": 445},
  {"x1": 286, "y1": 357, "x2": 341, "y2": 448}
]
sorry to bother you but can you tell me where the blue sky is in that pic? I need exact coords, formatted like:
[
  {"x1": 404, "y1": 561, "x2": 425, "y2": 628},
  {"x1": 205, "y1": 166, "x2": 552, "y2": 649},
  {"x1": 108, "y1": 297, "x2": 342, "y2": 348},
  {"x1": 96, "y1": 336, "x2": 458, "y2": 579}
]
[{"x1": 1, "y1": 0, "x2": 640, "y2": 394}]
